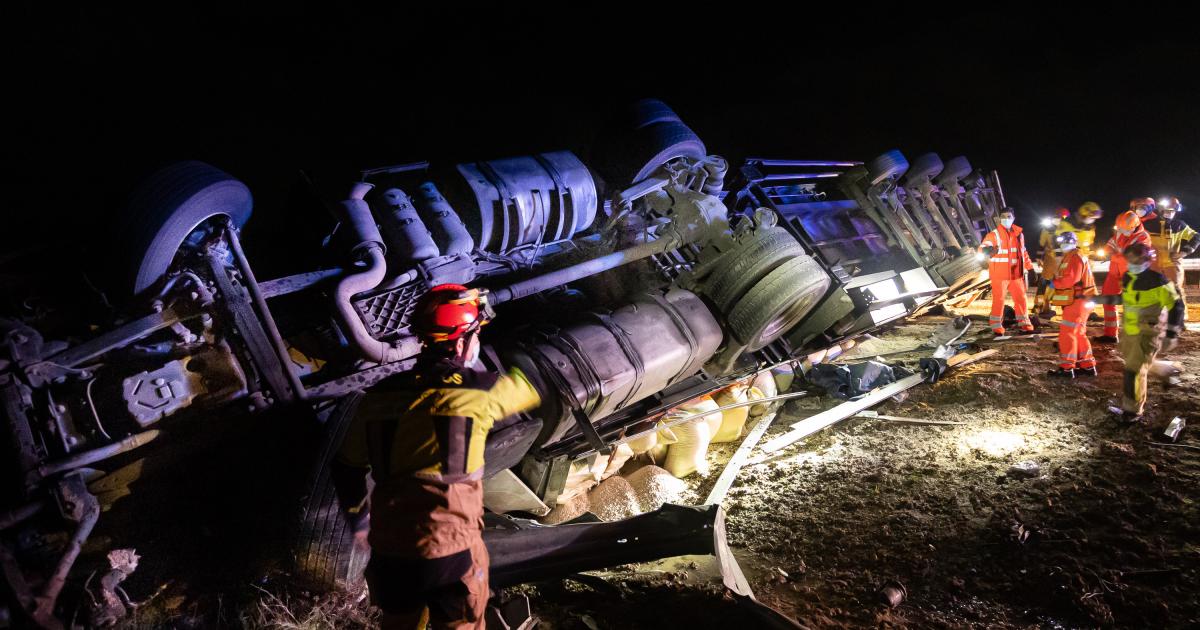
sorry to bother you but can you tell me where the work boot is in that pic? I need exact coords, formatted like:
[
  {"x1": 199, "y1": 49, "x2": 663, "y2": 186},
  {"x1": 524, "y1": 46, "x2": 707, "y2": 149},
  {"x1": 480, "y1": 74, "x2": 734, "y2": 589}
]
[
  {"x1": 1076, "y1": 366, "x2": 1099, "y2": 377},
  {"x1": 992, "y1": 331, "x2": 1006, "y2": 339},
  {"x1": 1047, "y1": 367, "x2": 1075, "y2": 378},
  {"x1": 1119, "y1": 410, "x2": 1144, "y2": 425},
  {"x1": 1094, "y1": 335, "x2": 1118, "y2": 344}
]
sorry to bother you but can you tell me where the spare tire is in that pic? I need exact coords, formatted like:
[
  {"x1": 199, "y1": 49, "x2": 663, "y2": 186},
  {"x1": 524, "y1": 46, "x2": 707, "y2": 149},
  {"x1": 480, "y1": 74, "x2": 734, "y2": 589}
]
[
  {"x1": 706, "y1": 228, "x2": 805, "y2": 314},
  {"x1": 904, "y1": 153, "x2": 945, "y2": 184},
  {"x1": 937, "y1": 156, "x2": 973, "y2": 185},
  {"x1": 866, "y1": 150, "x2": 909, "y2": 185},
  {"x1": 119, "y1": 161, "x2": 253, "y2": 296},
  {"x1": 728, "y1": 255, "x2": 831, "y2": 350}
]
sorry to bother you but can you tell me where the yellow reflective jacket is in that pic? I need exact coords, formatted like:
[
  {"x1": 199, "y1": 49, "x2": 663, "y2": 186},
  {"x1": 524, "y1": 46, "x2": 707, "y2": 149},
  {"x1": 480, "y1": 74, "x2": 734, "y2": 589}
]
[
  {"x1": 1039, "y1": 218, "x2": 1096, "y2": 279},
  {"x1": 1144, "y1": 215, "x2": 1199, "y2": 263},
  {"x1": 337, "y1": 360, "x2": 542, "y2": 485},
  {"x1": 1119, "y1": 270, "x2": 1184, "y2": 337}
]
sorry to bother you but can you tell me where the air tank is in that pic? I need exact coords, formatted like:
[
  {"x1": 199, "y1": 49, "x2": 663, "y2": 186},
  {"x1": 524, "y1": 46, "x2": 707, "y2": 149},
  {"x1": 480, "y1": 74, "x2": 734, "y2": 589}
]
[{"x1": 449, "y1": 150, "x2": 598, "y2": 253}]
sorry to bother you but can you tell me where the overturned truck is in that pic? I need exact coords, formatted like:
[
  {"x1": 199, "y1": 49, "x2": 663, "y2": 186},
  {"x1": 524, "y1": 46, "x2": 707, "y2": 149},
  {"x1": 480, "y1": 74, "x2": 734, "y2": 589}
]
[{"x1": 0, "y1": 100, "x2": 1005, "y2": 626}]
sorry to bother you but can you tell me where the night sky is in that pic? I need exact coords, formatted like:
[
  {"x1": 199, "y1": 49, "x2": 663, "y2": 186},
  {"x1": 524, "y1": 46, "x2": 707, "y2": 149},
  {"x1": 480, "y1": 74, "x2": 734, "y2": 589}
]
[{"x1": 10, "y1": 6, "x2": 1199, "y2": 275}]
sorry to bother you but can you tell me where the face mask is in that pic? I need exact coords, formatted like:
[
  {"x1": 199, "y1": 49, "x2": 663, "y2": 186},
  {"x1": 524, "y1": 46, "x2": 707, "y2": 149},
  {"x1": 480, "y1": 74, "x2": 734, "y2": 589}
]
[
  {"x1": 1000, "y1": 217, "x2": 1015, "y2": 228},
  {"x1": 1136, "y1": 207, "x2": 1150, "y2": 217},
  {"x1": 1163, "y1": 211, "x2": 1176, "y2": 220},
  {"x1": 1128, "y1": 261, "x2": 1151, "y2": 275},
  {"x1": 1060, "y1": 242, "x2": 1077, "y2": 252},
  {"x1": 1081, "y1": 218, "x2": 1096, "y2": 225}
]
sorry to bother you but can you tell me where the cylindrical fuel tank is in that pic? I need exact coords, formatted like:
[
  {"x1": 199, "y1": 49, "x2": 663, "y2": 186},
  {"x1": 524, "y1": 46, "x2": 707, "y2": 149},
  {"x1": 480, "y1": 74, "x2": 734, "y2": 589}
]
[
  {"x1": 449, "y1": 150, "x2": 598, "y2": 253},
  {"x1": 506, "y1": 289, "x2": 723, "y2": 446},
  {"x1": 413, "y1": 182, "x2": 475, "y2": 256},
  {"x1": 373, "y1": 188, "x2": 440, "y2": 264}
]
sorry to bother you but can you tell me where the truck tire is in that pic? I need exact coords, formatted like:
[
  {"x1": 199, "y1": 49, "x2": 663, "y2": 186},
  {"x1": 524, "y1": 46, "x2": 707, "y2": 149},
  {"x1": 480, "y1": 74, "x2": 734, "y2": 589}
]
[
  {"x1": 706, "y1": 228, "x2": 805, "y2": 314},
  {"x1": 592, "y1": 100, "x2": 707, "y2": 188},
  {"x1": 937, "y1": 156, "x2": 973, "y2": 185},
  {"x1": 904, "y1": 153, "x2": 944, "y2": 184},
  {"x1": 866, "y1": 150, "x2": 909, "y2": 185},
  {"x1": 119, "y1": 161, "x2": 253, "y2": 296},
  {"x1": 293, "y1": 394, "x2": 368, "y2": 590},
  {"x1": 628, "y1": 98, "x2": 684, "y2": 129},
  {"x1": 729, "y1": 255, "x2": 831, "y2": 350}
]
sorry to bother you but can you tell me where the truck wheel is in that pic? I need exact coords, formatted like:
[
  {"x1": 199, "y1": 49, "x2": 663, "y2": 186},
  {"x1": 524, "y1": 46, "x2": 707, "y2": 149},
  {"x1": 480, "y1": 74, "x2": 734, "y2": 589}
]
[
  {"x1": 937, "y1": 156, "x2": 973, "y2": 185},
  {"x1": 706, "y1": 228, "x2": 804, "y2": 314},
  {"x1": 293, "y1": 394, "x2": 368, "y2": 590},
  {"x1": 119, "y1": 161, "x2": 253, "y2": 296},
  {"x1": 628, "y1": 98, "x2": 684, "y2": 129},
  {"x1": 592, "y1": 101, "x2": 707, "y2": 187},
  {"x1": 904, "y1": 153, "x2": 944, "y2": 184},
  {"x1": 729, "y1": 255, "x2": 831, "y2": 350},
  {"x1": 866, "y1": 150, "x2": 909, "y2": 185}
]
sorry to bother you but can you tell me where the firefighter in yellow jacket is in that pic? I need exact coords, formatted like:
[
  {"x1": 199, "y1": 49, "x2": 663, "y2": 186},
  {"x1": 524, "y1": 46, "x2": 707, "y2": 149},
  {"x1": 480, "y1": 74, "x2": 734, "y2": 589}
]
[
  {"x1": 1048, "y1": 231, "x2": 1098, "y2": 377},
  {"x1": 1095, "y1": 243, "x2": 1184, "y2": 423},
  {"x1": 1034, "y1": 202, "x2": 1101, "y2": 317},
  {"x1": 1146, "y1": 196, "x2": 1198, "y2": 318},
  {"x1": 333, "y1": 284, "x2": 543, "y2": 629}
]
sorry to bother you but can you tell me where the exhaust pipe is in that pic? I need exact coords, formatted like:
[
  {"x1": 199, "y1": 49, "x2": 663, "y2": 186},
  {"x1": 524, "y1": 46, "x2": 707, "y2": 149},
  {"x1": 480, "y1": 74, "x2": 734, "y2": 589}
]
[{"x1": 333, "y1": 191, "x2": 422, "y2": 364}]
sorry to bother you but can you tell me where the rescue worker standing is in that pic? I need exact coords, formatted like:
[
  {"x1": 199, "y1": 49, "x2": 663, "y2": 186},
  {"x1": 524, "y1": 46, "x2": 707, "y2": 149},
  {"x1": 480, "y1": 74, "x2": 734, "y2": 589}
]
[
  {"x1": 1095, "y1": 243, "x2": 1183, "y2": 423},
  {"x1": 1097, "y1": 200, "x2": 1156, "y2": 342},
  {"x1": 1034, "y1": 202, "x2": 1102, "y2": 316},
  {"x1": 1048, "y1": 231, "x2": 1098, "y2": 377},
  {"x1": 979, "y1": 207, "x2": 1035, "y2": 336},
  {"x1": 332, "y1": 284, "x2": 543, "y2": 629},
  {"x1": 1147, "y1": 196, "x2": 1198, "y2": 318}
]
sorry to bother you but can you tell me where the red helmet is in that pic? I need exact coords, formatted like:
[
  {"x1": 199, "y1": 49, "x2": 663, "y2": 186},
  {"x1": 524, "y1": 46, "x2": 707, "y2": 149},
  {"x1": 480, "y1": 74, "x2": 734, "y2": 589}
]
[
  {"x1": 1056, "y1": 207, "x2": 1070, "y2": 219},
  {"x1": 1128, "y1": 197, "x2": 1156, "y2": 214},
  {"x1": 411, "y1": 284, "x2": 491, "y2": 343}
]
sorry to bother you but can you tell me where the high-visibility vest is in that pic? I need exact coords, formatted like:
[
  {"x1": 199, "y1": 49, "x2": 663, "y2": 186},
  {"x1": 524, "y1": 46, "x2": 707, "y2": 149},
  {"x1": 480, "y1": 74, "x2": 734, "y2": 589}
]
[
  {"x1": 1049, "y1": 250, "x2": 1096, "y2": 307},
  {"x1": 980, "y1": 225, "x2": 1030, "y2": 280}
]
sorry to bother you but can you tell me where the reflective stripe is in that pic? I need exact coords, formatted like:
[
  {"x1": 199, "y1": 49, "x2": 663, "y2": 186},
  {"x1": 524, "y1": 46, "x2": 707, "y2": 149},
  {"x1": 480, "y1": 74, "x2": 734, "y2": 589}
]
[
  {"x1": 990, "y1": 257, "x2": 1010, "y2": 262},
  {"x1": 1060, "y1": 352, "x2": 1078, "y2": 358},
  {"x1": 1060, "y1": 320, "x2": 1079, "y2": 328},
  {"x1": 989, "y1": 316, "x2": 1002, "y2": 321}
]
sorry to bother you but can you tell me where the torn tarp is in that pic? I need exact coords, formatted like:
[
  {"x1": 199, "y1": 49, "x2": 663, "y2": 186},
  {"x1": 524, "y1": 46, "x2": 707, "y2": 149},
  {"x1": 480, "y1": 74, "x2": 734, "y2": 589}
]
[{"x1": 808, "y1": 360, "x2": 903, "y2": 399}]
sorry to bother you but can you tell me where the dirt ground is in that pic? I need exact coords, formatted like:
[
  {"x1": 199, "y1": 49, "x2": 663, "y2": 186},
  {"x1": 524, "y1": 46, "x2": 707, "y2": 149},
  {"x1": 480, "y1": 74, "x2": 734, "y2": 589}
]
[
  {"x1": 93, "y1": 301, "x2": 1199, "y2": 629},
  {"x1": 518, "y1": 302, "x2": 1200, "y2": 629}
]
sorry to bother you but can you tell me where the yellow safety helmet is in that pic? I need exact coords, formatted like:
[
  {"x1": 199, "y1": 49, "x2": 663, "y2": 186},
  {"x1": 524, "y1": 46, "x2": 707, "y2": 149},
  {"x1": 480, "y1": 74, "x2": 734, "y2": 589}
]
[{"x1": 1076, "y1": 201, "x2": 1102, "y2": 220}]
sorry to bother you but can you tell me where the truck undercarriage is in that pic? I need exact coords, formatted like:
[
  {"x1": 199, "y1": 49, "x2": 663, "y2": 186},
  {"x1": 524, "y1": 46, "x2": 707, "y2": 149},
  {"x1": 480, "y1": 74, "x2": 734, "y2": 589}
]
[{"x1": 1, "y1": 100, "x2": 1007, "y2": 627}]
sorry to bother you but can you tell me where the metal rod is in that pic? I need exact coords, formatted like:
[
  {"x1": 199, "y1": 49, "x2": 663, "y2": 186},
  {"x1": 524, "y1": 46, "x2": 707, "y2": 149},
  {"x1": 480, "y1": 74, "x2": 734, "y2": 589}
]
[
  {"x1": 0, "y1": 501, "x2": 43, "y2": 531},
  {"x1": 226, "y1": 227, "x2": 308, "y2": 400},
  {"x1": 747, "y1": 159, "x2": 862, "y2": 168},
  {"x1": 32, "y1": 491, "x2": 99, "y2": 627},
  {"x1": 45, "y1": 308, "x2": 184, "y2": 368},
  {"x1": 258, "y1": 268, "x2": 344, "y2": 299},
  {"x1": 28, "y1": 430, "x2": 160, "y2": 484},
  {"x1": 491, "y1": 235, "x2": 684, "y2": 304}
]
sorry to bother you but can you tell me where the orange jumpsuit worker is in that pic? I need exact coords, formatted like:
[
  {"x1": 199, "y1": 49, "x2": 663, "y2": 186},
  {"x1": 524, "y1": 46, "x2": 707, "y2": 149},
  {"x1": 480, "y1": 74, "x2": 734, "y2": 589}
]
[
  {"x1": 1048, "y1": 231, "x2": 1098, "y2": 377},
  {"x1": 979, "y1": 207, "x2": 1035, "y2": 336},
  {"x1": 333, "y1": 284, "x2": 543, "y2": 629},
  {"x1": 1097, "y1": 200, "x2": 1156, "y2": 342}
]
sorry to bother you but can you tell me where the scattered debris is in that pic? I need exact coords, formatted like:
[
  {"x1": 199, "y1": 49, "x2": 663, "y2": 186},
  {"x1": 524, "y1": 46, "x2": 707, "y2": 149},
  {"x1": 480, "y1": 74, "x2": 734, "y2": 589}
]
[
  {"x1": 1163, "y1": 416, "x2": 1186, "y2": 442},
  {"x1": 878, "y1": 580, "x2": 907, "y2": 608},
  {"x1": 1007, "y1": 461, "x2": 1041, "y2": 478},
  {"x1": 87, "y1": 549, "x2": 140, "y2": 626}
]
